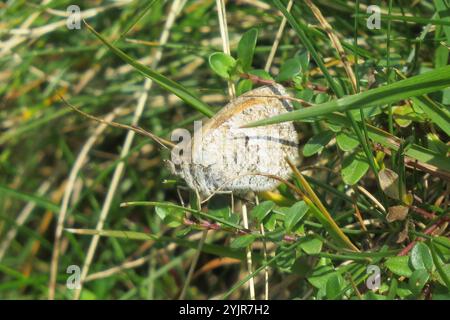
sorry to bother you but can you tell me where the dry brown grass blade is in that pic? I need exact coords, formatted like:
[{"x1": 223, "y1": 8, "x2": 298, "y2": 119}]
[
  {"x1": 193, "y1": 257, "x2": 240, "y2": 278},
  {"x1": 286, "y1": 158, "x2": 360, "y2": 252}
]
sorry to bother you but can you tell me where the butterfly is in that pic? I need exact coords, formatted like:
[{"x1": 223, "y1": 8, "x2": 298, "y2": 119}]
[
  {"x1": 64, "y1": 84, "x2": 299, "y2": 199},
  {"x1": 167, "y1": 84, "x2": 299, "y2": 198}
]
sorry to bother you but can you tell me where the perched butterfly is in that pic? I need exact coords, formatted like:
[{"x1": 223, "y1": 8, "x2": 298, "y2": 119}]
[
  {"x1": 167, "y1": 84, "x2": 299, "y2": 197},
  {"x1": 64, "y1": 84, "x2": 299, "y2": 198}
]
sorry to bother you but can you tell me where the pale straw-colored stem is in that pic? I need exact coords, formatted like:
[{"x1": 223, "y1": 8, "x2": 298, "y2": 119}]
[
  {"x1": 264, "y1": 0, "x2": 293, "y2": 72},
  {"x1": 216, "y1": 0, "x2": 236, "y2": 99},
  {"x1": 48, "y1": 109, "x2": 121, "y2": 299},
  {"x1": 242, "y1": 204, "x2": 255, "y2": 300},
  {"x1": 255, "y1": 196, "x2": 269, "y2": 300}
]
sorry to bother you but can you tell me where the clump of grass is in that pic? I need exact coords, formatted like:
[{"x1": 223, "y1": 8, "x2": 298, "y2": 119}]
[{"x1": 0, "y1": 1, "x2": 449, "y2": 300}]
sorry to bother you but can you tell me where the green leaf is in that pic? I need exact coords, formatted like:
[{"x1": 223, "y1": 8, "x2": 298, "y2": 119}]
[
  {"x1": 363, "y1": 291, "x2": 388, "y2": 300},
  {"x1": 410, "y1": 95, "x2": 450, "y2": 136},
  {"x1": 155, "y1": 206, "x2": 184, "y2": 227},
  {"x1": 208, "y1": 206, "x2": 231, "y2": 219},
  {"x1": 434, "y1": 236, "x2": 450, "y2": 258},
  {"x1": 302, "y1": 130, "x2": 334, "y2": 156},
  {"x1": 247, "y1": 69, "x2": 273, "y2": 80},
  {"x1": 307, "y1": 262, "x2": 335, "y2": 289},
  {"x1": 263, "y1": 212, "x2": 278, "y2": 231},
  {"x1": 435, "y1": 0, "x2": 450, "y2": 42},
  {"x1": 410, "y1": 242, "x2": 434, "y2": 272},
  {"x1": 341, "y1": 152, "x2": 370, "y2": 185},
  {"x1": 284, "y1": 201, "x2": 308, "y2": 232},
  {"x1": 385, "y1": 256, "x2": 413, "y2": 277},
  {"x1": 297, "y1": 51, "x2": 310, "y2": 72},
  {"x1": 236, "y1": 79, "x2": 253, "y2": 96},
  {"x1": 299, "y1": 236, "x2": 323, "y2": 254},
  {"x1": 275, "y1": 244, "x2": 297, "y2": 272},
  {"x1": 230, "y1": 234, "x2": 258, "y2": 249},
  {"x1": 434, "y1": 264, "x2": 450, "y2": 288},
  {"x1": 209, "y1": 52, "x2": 237, "y2": 79},
  {"x1": 237, "y1": 28, "x2": 258, "y2": 71},
  {"x1": 326, "y1": 273, "x2": 345, "y2": 300},
  {"x1": 326, "y1": 113, "x2": 450, "y2": 173},
  {"x1": 251, "y1": 201, "x2": 275, "y2": 223},
  {"x1": 336, "y1": 131, "x2": 360, "y2": 151},
  {"x1": 84, "y1": 22, "x2": 214, "y2": 118},
  {"x1": 276, "y1": 57, "x2": 302, "y2": 82},
  {"x1": 408, "y1": 269, "x2": 430, "y2": 296}
]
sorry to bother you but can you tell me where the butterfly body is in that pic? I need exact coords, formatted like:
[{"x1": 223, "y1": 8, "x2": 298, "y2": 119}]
[{"x1": 168, "y1": 84, "x2": 299, "y2": 197}]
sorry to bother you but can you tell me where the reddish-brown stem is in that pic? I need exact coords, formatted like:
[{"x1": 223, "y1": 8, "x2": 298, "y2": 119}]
[{"x1": 398, "y1": 216, "x2": 449, "y2": 256}]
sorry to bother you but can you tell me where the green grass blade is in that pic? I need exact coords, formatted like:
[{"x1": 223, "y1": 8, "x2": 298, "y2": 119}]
[
  {"x1": 0, "y1": 184, "x2": 59, "y2": 212},
  {"x1": 118, "y1": 0, "x2": 159, "y2": 40},
  {"x1": 355, "y1": 13, "x2": 450, "y2": 27},
  {"x1": 84, "y1": 21, "x2": 215, "y2": 118},
  {"x1": 121, "y1": 201, "x2": 244, "y2": 230},
  {"x1": 244, "y1": 65, "x2": 450, "y2": 127},
  {"x1": 65, "y1": 228, "x2": 250, "y2": 261}
]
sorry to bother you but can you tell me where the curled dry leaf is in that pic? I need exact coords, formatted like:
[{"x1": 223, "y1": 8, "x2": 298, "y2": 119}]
[
  {"x1": 396, "y1": 221, "x2": 409, "y2": 243},
  {"x1": 387, "y1": 205, "x2": 409, "y2": 222},
  {"x1": 379, "y1": 168, "x2": 400, "y2": 200}
]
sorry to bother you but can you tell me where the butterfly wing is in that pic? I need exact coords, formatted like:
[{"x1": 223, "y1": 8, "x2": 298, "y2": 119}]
[{"x1": 189, "y1": 84, "x2": 299, "y2": 196}]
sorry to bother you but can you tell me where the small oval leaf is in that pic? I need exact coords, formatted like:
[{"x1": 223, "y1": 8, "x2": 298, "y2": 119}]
[
  {"x1": 209, "y1": 52, "x2": 236, "y2": 79},
  {"x1": 326, "y1": 273, "x2": 345, "y2": 300},
  {"x1": 408, "y1": 269, "x2": 430, "y2": 296},
  {"x1": 336, "y1": 131, "x2": 360, "y2": 151},
  {"x1": 276, "y1": 57, "x2": 302, "y2": 82},
  {"x1": 303, "y1": 130, "x2": 334, "y2": 157},
  {"x1": 385, "y1": 256, "x2": 413, "y2": 277},
  {"x1": 284, "y1": 201, "x2": 308, "y2": 232},
  {"x1": 251, "y1": 201, "x2": 275, "y2": 223},
  {"x1": 237, "y1": 28, "x2": 258, "y2": 71},
  {"x1": 341, "y1": 152, "x2": 370, "y2": 185},
  {"x1": 410, "y1": 242, "x2": 434, "y2": 272},
  {"x1": 236, "y1": 79, "x2": 253, "y2": 96},
  {"x1": 230, "y1": 234, "x2": 257, "y2": 249}
]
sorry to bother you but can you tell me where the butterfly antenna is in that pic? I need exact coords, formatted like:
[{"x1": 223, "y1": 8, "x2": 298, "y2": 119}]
[{"x1": 59, "y1": 95, "x2": 175, "y2": 149}]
